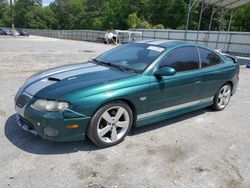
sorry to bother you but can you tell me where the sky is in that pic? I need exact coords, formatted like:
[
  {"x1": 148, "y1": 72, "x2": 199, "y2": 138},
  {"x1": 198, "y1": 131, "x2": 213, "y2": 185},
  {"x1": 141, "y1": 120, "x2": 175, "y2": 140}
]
[
  {"x1": 7, "y1": 0, "x2": 54, "y2": 6},
  {"x1": 43, "y1": 0, "x2": 54, "y2": 6}
]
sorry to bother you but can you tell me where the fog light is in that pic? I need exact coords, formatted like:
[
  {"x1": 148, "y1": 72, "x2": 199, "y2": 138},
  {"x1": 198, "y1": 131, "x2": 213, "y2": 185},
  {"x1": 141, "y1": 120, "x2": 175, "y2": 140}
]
[
  {"x1": 66, "y1": 124, "x2": 79, "y2": 129},
  {"x1": 43, "y1": 127, "x2": 58, "y2": 137}
]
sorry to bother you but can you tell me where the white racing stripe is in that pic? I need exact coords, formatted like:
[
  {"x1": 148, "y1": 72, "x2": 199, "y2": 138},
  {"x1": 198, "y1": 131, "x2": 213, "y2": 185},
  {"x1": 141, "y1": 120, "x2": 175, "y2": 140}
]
[
  {"x1": 48, "y1": 66, "x2": 108, "y2": 80},
  {"x1": 25, "y1": 65, "x2": 109, "y2": 96},
  {"x1": 137, "y1": 97, "x2": 214, "y2": 120},
  {"x1": 22, "y1": 63, "x2": 96, "y2": 91},
  {"x1": 15, "y1": 63, "x2": 109, "y2": 116},
  {"x1": 25, "y1": 79, "x2": 58, "y2": 96}
]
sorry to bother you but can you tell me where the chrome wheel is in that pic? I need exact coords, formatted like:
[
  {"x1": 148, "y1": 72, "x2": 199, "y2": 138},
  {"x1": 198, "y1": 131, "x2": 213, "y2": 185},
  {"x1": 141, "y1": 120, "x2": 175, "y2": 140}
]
[
  {"x1": 97, "y1": 106, "x2": 130, "y2": 143},
  {"x1": 217, "y1": 85, "x2": 231, "y2": 109}
]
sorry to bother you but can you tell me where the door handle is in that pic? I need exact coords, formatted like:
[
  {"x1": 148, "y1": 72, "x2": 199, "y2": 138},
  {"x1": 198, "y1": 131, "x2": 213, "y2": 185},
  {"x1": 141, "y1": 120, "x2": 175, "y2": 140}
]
[{"x1": 194, "y1": 80, "x2": 201, "y2": 84}]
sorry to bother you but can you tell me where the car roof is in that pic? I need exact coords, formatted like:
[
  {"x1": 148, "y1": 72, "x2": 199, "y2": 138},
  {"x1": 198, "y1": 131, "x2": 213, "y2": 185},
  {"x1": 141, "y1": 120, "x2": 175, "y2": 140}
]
[
  {"x1": 135, "y1": 39, "x2": 221, "y2": 55},
  {"x1": 136, "y1": 39, "x2": 196, "y2": 48}
]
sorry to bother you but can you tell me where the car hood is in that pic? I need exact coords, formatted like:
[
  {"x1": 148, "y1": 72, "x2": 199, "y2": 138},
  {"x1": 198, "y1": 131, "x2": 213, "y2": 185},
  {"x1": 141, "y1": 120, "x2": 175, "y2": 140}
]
[{"x1": 22, "y1": 62, "x2": 136, "y2": 99}]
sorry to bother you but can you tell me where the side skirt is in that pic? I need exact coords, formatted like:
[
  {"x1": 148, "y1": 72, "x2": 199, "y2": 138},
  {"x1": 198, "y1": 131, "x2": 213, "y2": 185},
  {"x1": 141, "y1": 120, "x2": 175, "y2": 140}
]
[{"x1": 136, "y1": 99, "x2": 213, "y2": 127}]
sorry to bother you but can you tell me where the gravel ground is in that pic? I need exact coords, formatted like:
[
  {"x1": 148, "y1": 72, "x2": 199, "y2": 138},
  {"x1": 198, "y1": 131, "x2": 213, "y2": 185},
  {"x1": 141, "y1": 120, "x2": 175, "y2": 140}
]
[{"x1": 0, "y1": 35, "x2": 250, "y2": 188}]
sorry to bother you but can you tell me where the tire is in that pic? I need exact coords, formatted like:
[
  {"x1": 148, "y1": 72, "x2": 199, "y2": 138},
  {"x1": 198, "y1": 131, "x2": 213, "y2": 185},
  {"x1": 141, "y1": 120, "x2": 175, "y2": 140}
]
[
  {"x1": 87, "y1": 101, "x2": 133, "y2": 148},
  {"x1": 212, "y1": 83, "x2": 232, "y2": 111}
]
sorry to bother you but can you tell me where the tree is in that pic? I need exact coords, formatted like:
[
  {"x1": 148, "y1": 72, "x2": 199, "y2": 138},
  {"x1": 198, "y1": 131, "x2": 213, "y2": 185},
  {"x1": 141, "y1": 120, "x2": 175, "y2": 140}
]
[
  {"x1": 92, "y1": 17, "x2": 103, "y2": 30},
  {"x1": 127, "y1": 12, "x2": 141, "y2": 29},
  {"x1": 231, "y1": 5, "x2": 250, "y2": 31},
  {"x1": 50, "y1": 0, "x2": 86, "y2": 29},
  {"x1": 84, "y1": 0, "x2": 105, "y2": 29},
  {"x1": 14, "y1": 0, "x2": 42, "y2": 28},
  {"x1": 25, "y1": 6, "x2": 56, "y2": 29},
  {"x1": 102, "y1": 0, "x2": 130, "y2": 30},
  {"x1": 0, "y1": 0, "x2": 10, "y2": 27},
  {"x1": 139, "y1": 21, "x2": 152, "y2": 29},
  {"x1": 153, "y1": 24, "x2": 165, "y2": 29},
  {"x1": 1, "y1": 0, "x2": 250, "y2": 32}
]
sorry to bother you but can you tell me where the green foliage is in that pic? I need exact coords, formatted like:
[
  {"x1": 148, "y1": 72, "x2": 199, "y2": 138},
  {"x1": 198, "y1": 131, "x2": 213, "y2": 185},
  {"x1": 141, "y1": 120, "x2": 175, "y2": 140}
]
[
  {"x1": 153, "y1": 24, "x2": 165, "y2": 29},
  {"x1": 139, "y1": 21, "x2": 152, "y2": 29},
  {"x1": 50, "y1": 0, "x2": 85, "y2": 29},
  {"x1": 231, "y1": 5, "x2": 250, "y2": 31},
  {"x1": 101, "y1": 0, "x2": 130, "y2": 30},
  {"x1": 0, "y1": 0, "x2": 10, "y2": 27},
  {"x1": 92, "y1": 18, "x2": 103, "y2": 30},
  {"x1": 0, "y1": 0, "x2": 249, "y2": 31},
  {"x1": 128, "y1": 12, "x2": 141, "y2": 29},
  {"x1": 25, "y1": 6, "x2": 56, "y2": 29},
  {"x1": 14, "y1": 0, "x2": 42, "y2": 27}
]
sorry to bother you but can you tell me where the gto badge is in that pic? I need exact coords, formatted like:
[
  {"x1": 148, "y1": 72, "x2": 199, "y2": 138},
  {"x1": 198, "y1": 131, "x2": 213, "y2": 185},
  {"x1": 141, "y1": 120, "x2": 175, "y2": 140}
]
[{"x1": 140, "y1": 96, "x2": 147, "y2": 101}]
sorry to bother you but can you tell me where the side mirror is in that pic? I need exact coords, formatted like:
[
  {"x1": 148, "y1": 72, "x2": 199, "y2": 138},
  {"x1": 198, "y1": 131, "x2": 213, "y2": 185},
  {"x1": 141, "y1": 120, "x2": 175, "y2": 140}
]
[{"x1": 154, "y1": 67, "x2": 176, "y2": 77}]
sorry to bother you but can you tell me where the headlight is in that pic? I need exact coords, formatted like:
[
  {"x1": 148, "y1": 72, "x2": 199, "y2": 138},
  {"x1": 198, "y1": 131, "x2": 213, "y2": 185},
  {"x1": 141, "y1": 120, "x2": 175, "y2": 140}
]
[{"x1": 31, "y1": 99, "x2": 69, "y2": 112}]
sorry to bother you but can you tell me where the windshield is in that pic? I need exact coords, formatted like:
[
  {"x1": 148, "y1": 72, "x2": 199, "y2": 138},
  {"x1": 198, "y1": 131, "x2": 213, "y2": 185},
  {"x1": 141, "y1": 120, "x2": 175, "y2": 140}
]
[{"x1": 96, "y1": 43, "x2": 165, "y2": 73}]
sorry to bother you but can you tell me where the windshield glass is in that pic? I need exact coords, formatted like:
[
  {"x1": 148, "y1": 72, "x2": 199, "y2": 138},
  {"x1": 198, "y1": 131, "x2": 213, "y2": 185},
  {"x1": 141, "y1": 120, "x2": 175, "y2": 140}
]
[{"x1": 96, "y1": 43, "x2": 165, "y2": 73}]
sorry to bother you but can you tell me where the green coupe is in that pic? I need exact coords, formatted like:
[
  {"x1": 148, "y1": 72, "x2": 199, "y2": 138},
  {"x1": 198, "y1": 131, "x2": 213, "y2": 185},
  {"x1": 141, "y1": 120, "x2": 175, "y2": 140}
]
[{"x1": 15, "y1": 40, "x2": 239, "y2": 147}]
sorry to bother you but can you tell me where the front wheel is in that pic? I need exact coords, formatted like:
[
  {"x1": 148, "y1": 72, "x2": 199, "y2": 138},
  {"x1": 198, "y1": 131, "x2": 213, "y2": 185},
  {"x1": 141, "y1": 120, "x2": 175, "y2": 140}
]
[
  {"x1": 212, "y1": 83, "x2": 232, "y2": 111},
  {"x1": 87, "y1": 101, "x2": 133, "y2": 147}
]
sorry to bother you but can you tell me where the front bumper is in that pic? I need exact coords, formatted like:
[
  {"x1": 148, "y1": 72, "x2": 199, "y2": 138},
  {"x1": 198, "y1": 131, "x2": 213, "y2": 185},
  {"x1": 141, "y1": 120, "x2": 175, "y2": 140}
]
[
  {"x1": 16, "y1": 113, "x2": 37, "y2": 135},
  {"x1": 15, "y1": 100, "x2": 91, "y2": 142}
]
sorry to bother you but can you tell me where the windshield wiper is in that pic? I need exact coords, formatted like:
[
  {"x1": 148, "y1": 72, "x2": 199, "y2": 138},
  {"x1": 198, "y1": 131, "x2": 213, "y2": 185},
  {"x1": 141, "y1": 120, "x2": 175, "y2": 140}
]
[
  {"x1": 92, "y1": 59, "x2": 126, "y2": 72},
  {"x1": 92, "y1": 59, "x2": 138, "y2": 73},
  {"x1": 119, "y1": 66, "x2": 138, "y2": 73},
  {"x1": 92, "y1": 58, "x2": 103, "y2": 65}
]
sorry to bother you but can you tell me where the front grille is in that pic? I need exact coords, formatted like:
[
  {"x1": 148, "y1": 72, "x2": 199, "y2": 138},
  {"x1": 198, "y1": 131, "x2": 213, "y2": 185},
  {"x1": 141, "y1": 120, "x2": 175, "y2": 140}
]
[
  {"x1": 16, "y1": 94, "x2": 30, "y2": 108},
  {"x1": 19, "y1": 115, "x2": 35, "y2": 129},
  {"x1": 16, "y1": 114, "x2": 37, "y2": 135}
]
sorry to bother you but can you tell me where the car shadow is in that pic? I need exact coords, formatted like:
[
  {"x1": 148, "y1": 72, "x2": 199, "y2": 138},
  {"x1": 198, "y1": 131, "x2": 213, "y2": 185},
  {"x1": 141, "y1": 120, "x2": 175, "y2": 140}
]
[
  {"x1": 5, "y1": 107, "x2": 213, "y2": 155},
  {"x1": 4, "y1": 114, "x2": 100, "y2": 155}
]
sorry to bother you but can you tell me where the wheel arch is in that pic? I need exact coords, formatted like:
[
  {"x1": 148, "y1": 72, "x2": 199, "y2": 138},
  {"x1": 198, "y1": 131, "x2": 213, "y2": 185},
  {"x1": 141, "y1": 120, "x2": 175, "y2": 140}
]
[
  {"x1": 224, "y1": 81, "x2": 234, "y2": 93},
  {"x1": 118, "y1": 98, "x2": 137, "y2": 127},
  {"x1": 89, "y1": 98, "x2": 137, "y2": 128}
]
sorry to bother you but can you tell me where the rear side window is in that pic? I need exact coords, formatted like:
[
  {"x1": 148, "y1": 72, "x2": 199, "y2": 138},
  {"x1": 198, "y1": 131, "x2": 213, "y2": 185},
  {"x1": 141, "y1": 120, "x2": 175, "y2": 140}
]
[
  {"x1": 198, "y1": 48, "x2": 221, "y2": 68},
  {"x1": 159, "y1": 46, "x2": 199, "y2": 72}
]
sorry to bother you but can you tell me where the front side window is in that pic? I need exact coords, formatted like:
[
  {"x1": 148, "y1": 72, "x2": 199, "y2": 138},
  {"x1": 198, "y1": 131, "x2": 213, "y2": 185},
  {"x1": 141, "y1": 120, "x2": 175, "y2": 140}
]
[
  {"x1": 198, "y1": 48, "x2": 221, "y2": 68},
  {"x1": 96, "y1": 43, "x2": 165, "y2": 73},
  {"x1": 159, "y1": 46, "x2": 199, "y2": 72}
]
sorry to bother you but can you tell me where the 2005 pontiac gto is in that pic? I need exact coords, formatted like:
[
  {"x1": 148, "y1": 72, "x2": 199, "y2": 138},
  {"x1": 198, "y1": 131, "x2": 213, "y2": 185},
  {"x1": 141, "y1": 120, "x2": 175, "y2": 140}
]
[{"x1": 15, "y1": 40, "x2": 239, "y2": 147}]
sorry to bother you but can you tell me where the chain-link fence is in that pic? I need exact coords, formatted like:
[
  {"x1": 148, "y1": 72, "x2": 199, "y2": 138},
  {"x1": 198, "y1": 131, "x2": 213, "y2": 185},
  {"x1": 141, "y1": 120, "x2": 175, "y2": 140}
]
[
  {"x1": 23, "y1": 29, "x2": 250, "y2": 56},
  {"x1": 134, "y1": 29, "x2": 250, "y2": 56},
  {"x1": 24, "y1": 29, "x2": 106, "y2": 42}
]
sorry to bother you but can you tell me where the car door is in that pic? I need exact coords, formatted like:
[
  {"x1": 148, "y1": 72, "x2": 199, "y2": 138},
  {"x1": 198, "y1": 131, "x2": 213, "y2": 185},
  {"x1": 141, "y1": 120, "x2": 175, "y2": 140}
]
[
  {"x1": 197, "y1": 47, "x2": 225, "y2": 99},
  {"x1": 148, "y1": 46, "x2": 203, "y2": 116}
]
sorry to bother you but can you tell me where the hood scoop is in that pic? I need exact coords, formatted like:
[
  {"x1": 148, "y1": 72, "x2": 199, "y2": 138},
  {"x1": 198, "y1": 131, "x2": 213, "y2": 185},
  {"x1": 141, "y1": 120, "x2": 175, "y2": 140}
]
[{"x1": 48, "y1": 77, "x2": 61, "y2": 82}]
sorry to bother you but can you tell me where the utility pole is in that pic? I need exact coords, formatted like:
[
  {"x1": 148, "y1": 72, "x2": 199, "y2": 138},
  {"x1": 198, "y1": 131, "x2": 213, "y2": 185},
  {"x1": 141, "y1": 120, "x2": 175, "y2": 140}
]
[{"x1": 10, "y1": 0, "x2": 15, "y2": 37}]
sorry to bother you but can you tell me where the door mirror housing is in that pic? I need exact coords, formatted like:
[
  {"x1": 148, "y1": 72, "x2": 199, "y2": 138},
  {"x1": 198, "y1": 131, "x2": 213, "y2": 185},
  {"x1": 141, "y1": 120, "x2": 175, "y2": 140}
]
[{"x1": 154, "y1": 67, "x2": 176, "y2": 77}]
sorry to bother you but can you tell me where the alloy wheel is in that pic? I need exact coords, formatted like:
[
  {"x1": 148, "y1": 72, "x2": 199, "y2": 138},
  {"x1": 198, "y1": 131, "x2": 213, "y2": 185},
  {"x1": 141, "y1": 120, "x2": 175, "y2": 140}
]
[
  {"x1": 97, "y1": 106, "x2": 130, "y2": 143},
  {"x1": 217, "y1": 85, "x2": 231, "y2": 109}
]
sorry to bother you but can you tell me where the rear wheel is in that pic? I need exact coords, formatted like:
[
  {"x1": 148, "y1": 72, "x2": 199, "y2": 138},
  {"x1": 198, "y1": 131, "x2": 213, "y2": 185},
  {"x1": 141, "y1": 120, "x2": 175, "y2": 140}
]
[
  {"x1": 212, "y1": 83, "x2": 232, "y2": 111},
  {"x1": 87, "y1": 101, "x2": 133, "y2": 147}
]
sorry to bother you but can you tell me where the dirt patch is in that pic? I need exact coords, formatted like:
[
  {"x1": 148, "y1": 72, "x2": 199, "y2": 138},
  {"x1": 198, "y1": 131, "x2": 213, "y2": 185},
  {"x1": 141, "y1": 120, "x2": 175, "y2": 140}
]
[
  {"x1": 71, "y1": 162, "x2": 99, "y2": 180},
  {"x1": 222, "y1": 155, "x2": 244, "y2": 182},
  {"x1": 94, "y1": 153, "x2": 108, "y2": 162},
  {"x1": 194, "y1": 166, "x2": 210, "y2": 173},
  {"x1": 0, "y1": 110, "x2": 6, "y2": 116}
]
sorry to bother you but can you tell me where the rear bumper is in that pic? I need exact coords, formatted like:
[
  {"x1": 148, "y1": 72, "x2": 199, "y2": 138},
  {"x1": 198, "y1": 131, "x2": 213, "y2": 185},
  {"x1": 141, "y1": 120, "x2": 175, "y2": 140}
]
[{"x1": 232, "y1": 78, "x2": 239, "y2": 96}]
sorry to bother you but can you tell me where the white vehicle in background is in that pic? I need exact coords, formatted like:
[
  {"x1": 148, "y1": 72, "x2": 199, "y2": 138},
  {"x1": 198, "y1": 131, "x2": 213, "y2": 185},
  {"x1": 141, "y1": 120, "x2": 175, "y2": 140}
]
[
  {"x1": 104, "y1": 30, "x2": 117, "y2": 44},
  {"x1": 104, "y1": 30, "x2": 143, "y2": 44},
  {"x1": 14, "y1": 30, "x2": 20, "y2": 36}
]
